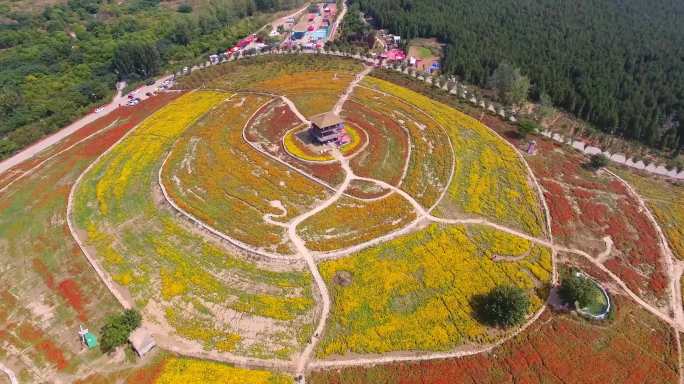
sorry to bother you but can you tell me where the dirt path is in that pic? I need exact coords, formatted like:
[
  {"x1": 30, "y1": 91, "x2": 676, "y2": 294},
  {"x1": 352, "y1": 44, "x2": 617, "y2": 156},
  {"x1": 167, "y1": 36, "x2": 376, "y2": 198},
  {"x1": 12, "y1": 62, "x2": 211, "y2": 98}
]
[
  {"x1": 606, "y1": 169, "x2": 684, "y2": 327},
  {"x1": 0, "y1": 363, "x2": 18, "y2": 384},
  {"x1": 595, "y1": 236, "x2": 613, "y2": 263},
  {"x1": 333, "y1": 66, "x2": 373, "y2": 115},
  {"x1": 291, "y1": 149, "x2": 351, "y2": 379}
]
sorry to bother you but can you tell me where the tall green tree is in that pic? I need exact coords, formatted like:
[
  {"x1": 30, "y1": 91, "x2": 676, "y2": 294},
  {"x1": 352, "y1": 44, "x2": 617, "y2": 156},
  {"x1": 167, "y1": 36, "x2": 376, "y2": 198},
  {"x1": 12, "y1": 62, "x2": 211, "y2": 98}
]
[
  {"x1": 112, "y1": 40, "x2": 161, "y2": 79},
  {"x1": 478, "y1": 285, "x2": 530, "y2": 328},
  {"x1": 489, "y1": 62, "x2": 530, "y2": 106}
]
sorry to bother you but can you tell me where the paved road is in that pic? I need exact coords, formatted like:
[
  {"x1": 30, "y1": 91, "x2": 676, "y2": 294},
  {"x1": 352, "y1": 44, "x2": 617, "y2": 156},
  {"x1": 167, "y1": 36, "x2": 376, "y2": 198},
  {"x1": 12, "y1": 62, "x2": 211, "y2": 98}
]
[
  {"x1": 328, "y1": 0, "x2": 347, "y2": 41},
  {"x1": 0, "y1": 77, "x2": 172, "y2": 176}
]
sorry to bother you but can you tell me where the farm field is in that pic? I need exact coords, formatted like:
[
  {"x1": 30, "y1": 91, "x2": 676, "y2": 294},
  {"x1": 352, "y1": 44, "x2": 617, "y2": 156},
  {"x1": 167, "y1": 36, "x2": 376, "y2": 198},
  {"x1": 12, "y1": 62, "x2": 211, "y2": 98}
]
[
  {"x1": 0, "y1": 93, "x2": 181, "y2": 382},
  {"x1": 360, "y1": 77, "x2": 545, "y2": 237},
  {"x1": 308, "y1": 296, "x2": 678, "y2": 383},
  {"x1": 162, "y1": 94, "x2": 330, "y2": 255},
  {"x1": 71, "y1": 91, "x2": 316, "y2": 359},
  {"x1": 317, "y1": 224, "x2": 552, "y2": 357}
]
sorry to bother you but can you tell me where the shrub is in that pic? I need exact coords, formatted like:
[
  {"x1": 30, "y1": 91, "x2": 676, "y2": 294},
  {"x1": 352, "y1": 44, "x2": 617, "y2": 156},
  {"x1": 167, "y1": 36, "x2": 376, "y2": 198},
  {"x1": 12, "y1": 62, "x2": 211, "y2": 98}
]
[
  {"x1": 479, "y1": 285, "x2": 530, "y2": 327},
  {"x1": 176, "y1": 3, "x2": 192, "y2": 13},
  {"x1": 100, "y1": 309, "x2": 142, "y2": 353},
  {"x1": 558, "y1": 272, "x2": 598, "y2": 309},
  {"x1": 588, "y1": 153, "x2": 609, "y2": 170},
  {"x1": 517, "y1": 119, "x2": 540, "y2": 138}
]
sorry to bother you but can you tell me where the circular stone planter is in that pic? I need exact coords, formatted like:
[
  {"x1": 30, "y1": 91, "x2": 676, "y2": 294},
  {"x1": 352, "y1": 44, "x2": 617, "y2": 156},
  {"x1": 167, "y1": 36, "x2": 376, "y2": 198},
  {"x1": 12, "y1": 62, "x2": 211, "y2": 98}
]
[{"x1": 283, "y1": 123, "x2": 366, "y2": 162}]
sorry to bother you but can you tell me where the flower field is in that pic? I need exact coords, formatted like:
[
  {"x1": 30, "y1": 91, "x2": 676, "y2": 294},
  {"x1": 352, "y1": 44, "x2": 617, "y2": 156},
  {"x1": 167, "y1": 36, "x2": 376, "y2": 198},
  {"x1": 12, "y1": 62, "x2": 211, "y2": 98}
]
[
  {"x1": 298, "y1": 193, "x2": 417, "y2": 252},
  {"x1": 74, "y1": 353, "x2": 292, "y2": 384},
  {"x1": 251, "y1": 70, "x2": 355, "y2": 118},
  {"x1": 343, "y1": 100, "x2": 410, "y2": 187},
  {"x1": 350, "y1": 85, "x2": 452, "y2": 208},
  {"x1": 361, "y1": 77, "x2": 545, "y2": 237},
  {"x1": 309, "y1": 296, "x2": 678, "y2": 384},
  {"x1": 525, "y1": 139, "x2": 669, "y2": 307},
  {"x1": 155, "y1": 357, "x2": 292, "y2": 384},
  {"x1": 162, "y1": 94, "x2": 330, "y2": 254},
  {"x1": 72, "y1": 91, "x2": 316, "y2": 359},
  {"x1": 317, "y1": 224, "x2": 552, "y2": 357},
  {"x1": 612, "y1": 168, "x2": 684, "y2": 261},
  {"x1": 0, "y1": 93, "x2": 181, "y2": 382},
  {"x1": 244, "y1": 98, "x2": 345, "y2": 187},
  {"x1": 176, "y1": 54, "x2": 363, "y2": 118}
]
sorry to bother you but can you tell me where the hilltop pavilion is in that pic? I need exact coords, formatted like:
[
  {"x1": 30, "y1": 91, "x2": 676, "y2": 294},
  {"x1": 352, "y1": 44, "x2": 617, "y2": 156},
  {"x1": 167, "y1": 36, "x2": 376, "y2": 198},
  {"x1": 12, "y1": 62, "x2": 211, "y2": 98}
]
[{"x1": 309, "y1": 112, "x2": 349, "y2": 145}]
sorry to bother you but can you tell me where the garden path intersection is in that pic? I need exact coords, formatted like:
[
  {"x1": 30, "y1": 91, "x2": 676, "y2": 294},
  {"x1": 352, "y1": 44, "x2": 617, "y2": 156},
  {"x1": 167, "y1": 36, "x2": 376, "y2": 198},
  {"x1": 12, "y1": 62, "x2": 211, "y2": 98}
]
[{"x1": 5, "y1": 58, "x2": 682, "y2": 383}]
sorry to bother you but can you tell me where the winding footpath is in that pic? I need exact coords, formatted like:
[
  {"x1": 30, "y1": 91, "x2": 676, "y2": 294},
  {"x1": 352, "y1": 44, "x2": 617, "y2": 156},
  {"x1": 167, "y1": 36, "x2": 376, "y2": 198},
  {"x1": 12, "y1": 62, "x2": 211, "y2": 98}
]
[{"x1": 291, "y1": 150, "x2": 351, "y2": 378}]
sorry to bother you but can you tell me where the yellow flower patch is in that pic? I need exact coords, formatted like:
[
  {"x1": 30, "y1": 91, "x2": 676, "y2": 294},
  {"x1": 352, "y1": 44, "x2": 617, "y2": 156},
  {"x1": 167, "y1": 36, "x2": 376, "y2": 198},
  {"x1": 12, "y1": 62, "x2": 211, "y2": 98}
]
[
  {"x1": 298, "y1": 193, "x2": 417, "y2": 252},
  {"x1": 318, "y1": 224, "x2": 552, "y2": 357},
  {"x1": 361, "y1": 77, "x2": 545, "y2": 237},
  {"x1": 155, "y1": 357, "x2": 292, "y2": 384}
]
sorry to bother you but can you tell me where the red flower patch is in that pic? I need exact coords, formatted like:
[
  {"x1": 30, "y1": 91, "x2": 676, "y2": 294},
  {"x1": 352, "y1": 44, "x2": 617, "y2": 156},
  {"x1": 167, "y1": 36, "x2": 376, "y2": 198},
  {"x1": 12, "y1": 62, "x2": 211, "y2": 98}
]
[
  {"x1": 36, "y1": 340, "x2": 68, "y2": 370},
  {"x1": 57, "y1": 279, "x2": 88, "y2": 322}
]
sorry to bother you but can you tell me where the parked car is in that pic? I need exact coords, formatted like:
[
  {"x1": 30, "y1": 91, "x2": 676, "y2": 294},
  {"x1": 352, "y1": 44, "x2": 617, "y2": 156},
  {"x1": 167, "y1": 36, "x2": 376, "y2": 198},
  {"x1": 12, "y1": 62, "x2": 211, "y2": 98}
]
[{"x1": 145, "y1": 79, "x2": 155, "y2": 86}]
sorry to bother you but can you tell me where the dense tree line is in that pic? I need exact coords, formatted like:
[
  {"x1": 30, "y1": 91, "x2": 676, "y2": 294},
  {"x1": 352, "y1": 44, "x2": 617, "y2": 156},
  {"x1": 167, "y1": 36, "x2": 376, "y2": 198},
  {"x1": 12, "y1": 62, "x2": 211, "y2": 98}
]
[
  {"x1": 354, "y1": 0, "x2": 684, "y2": 154},
  {"x1": 0, "y1": 0, "x2": 303, "y2": 159}
]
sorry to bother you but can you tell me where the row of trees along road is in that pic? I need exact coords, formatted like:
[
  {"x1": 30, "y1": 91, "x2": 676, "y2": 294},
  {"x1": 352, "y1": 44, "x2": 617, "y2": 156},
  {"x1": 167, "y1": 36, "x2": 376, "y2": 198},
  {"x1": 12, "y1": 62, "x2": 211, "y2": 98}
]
[
  {"x1": 353, "y1": 0, "x2": 684, "y2": 156},
  {"x1": 0, "y1": 0, "x2": 305, "y2": 160}
]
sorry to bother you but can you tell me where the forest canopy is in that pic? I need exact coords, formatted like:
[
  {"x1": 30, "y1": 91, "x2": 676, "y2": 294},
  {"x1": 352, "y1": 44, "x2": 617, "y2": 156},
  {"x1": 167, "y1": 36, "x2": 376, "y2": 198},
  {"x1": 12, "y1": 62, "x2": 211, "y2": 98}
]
[
  {"x1": 0, "y1": 0, "x2": 303, "y2": 159},
  {"x1": 354, "y1": 0, "x2": 684, "y2": 153}
]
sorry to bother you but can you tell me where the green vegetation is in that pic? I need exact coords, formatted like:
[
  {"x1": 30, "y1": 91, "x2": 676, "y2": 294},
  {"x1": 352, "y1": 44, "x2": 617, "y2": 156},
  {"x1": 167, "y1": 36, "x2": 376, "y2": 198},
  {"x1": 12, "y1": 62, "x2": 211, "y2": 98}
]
[
  {"x1": 325, "y1": 2, "x2": 373, "y2": 52},
  {"x1": 100, "y1": 309, "x2": 142, "y2": 353},
  {"x1": 0, "y1": 0, "x2": 304, "y2": 159},
  {"x1": 488, "y1": 62, "x2": 530, "y2": 106},
  {"x1": 517, "y1": 119, "x2": 539, "y2": 139},
  {"x1": 477, "y1": 285, "x2": 530, "y2": 328},
  {"x1": 559, "y1": 271, "x2": 605, "y2": 312},
  {"x1": 354, "y1": 0, "x2": 684, "y2": 153},
  {"x1": 589, "y1": 153, "x2": 609, "y2": 170}
]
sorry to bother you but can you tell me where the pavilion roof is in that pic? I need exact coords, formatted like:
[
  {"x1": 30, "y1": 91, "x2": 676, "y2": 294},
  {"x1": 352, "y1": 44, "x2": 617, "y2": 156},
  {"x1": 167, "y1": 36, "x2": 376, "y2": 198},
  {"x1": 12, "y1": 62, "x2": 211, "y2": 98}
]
[{"x1": 310, "y1": 112, "x2": 343, "y2": 128}]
